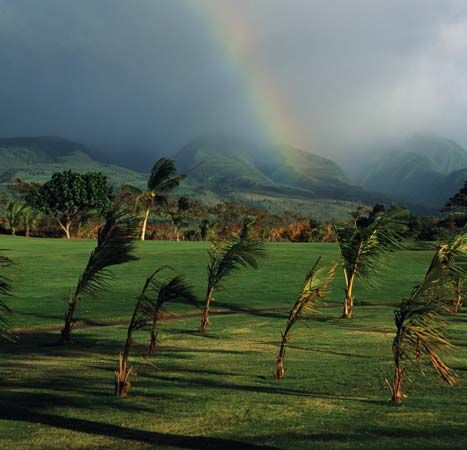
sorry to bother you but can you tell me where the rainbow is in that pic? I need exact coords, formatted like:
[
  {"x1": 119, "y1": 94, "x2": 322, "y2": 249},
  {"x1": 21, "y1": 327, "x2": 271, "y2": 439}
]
[{"x1": 191, "y1": 0, "x2": 309, "y2": 149}]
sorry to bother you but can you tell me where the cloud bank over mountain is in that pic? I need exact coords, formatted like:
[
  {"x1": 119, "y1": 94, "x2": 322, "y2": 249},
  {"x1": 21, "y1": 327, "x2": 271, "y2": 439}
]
[{"x1": 1, "y1": 0, "x2": 467, "y2": 164}]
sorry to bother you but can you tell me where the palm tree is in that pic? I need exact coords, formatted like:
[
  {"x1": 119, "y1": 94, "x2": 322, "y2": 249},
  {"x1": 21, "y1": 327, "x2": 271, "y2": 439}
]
[
  {"x1": 114, "y1": 267, "x2": 196, "y2": 397},
  {"x1": 146, "y1": 269, "x2": 198, "y2": 355},
  {"x1": 333, "y1": 207, "x2": 407, "y2": 318},
  {"x1": 21, "y1": 205, "x2": 42, "y2": 237},
  {"x1": 0, "y1": 253, "x2": 15, "y2": 342},
  {"x1": 275, "y1": 258, "x2": 337, "y2": 379},
  {"x1": 239, "y1": 216, "x2": 256, "y2": 240},
  {"x1": 439, "y1": 234, "x2": 467, "y2": 313},
  {"x1": 5, "y1": 199, "x2": 27, "y2": 236},
  {"x1": 199, "y1": 219, "x2": 210, "y2": 241},
  {"x1": 61, "y1": 207, "x2": 139, "y2": 343},
  {"x1": 121, "y1": 158, "x2": 185, "y2": 241},
  {"x1": 387, "y1": 237, "x2": 466, "y2": 404},
  {"x1": 200, "y1": 236, "x2": 265, "y2": 331}
]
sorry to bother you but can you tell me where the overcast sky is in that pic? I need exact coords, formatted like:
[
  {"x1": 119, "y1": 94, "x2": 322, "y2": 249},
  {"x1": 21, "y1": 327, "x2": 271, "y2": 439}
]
[{"x1": 1, "y1": 0, "x2": 466, "y2": 167}]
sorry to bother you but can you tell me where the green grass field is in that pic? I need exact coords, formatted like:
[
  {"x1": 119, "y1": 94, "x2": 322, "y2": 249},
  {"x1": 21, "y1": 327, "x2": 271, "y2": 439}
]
[{"x1": 0, "y1": 236, "x2": 466, "y2": 449}]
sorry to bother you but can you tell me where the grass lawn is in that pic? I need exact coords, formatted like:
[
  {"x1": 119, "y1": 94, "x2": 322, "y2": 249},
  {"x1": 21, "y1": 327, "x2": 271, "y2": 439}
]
[{"x1": 0, "y1": 236, "x2": 466, "y2": 449}]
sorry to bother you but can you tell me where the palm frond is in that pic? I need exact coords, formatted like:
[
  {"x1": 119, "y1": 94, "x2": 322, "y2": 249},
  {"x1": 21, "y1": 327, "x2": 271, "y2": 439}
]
[
  {"x1": 120, "y1": 183, "x2": 144, "y2": 196},
  {"x1": 130, "y1": 267, "x2": 197, "y2": 330},
  {"x1": 0, "y1": 253, "x2": 15, "y2": 341},
  {"x1": 75, "y1": 207, "x2": 139, "y2": 298},
  {"x1": 147, "y1": 158, "x2": 185, "y2": 192},
  {"x1": 275, "y1": 258, "x2": 338, "y2": 379},
  {"x1": 207, "y1": 237, "x2": 265, "y2": 290},
  {"x1": 334, "y1": 208, "x2": 408, "y2": 283},
  {"x1": 391, "y1": 236, "x2": 464, "y2": 392},
  {"x1": 287, "y1": 258, "x2": 338, "y2": 326}
]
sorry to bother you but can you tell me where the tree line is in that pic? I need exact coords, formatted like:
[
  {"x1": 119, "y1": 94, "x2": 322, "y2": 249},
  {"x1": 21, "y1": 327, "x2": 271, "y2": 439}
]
[{"x1": 0, "y1": 160, "x2": 466, "y2": 243}]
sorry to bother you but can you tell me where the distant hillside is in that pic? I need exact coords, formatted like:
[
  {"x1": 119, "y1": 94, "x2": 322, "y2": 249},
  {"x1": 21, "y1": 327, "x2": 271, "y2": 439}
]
[
  {"x1": 173, "y1": 136, "x2": 397, "y2": 218},
  {"x1": 0, "y1": 136, "x2": 146, "y2": 188},
  {"x1": 0, "y1": 134, "x2": 441, "y2": 219},
  {"x1": 359, "y1": 135, "x2": 467, "y2": 208}
]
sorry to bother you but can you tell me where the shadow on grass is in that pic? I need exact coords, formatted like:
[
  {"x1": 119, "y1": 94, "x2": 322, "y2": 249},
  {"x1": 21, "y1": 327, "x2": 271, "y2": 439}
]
[
  {"x1": 142, "y1": 372, "x2": 384, "y2": 405},
  {"x1": 0, "y1": 330, "x2": 127, "y2": 357},
  {"x1": 0, "y1": 404, "x2": 279, "y2": 450}
]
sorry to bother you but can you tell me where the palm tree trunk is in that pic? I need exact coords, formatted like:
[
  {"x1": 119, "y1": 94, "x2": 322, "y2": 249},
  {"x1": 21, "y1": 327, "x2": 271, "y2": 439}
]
[
  {"x1": 115, "y1": 295, "x2": 142, "y2": 397},
  {"x1": 114, "y1": 352, "x2": 132, "y2": 397},
  {"x1": 390, "y1": 366, "x2": 404, "y2": 405},
  {"x1": 61, "y1": 291, "x2": 77, "y2": 343},
  {"x1": 115, "y1": 333, "x2": 133, "y2": 396},
  {"x1": 148, "y1": 307, "x2": 161, "y2": 356},
  {"x1": 140, "y1": 208, "x2": 150, "y2": 241},
  {"x1": 342, "y1": 287, "x2": 354, "y2": 318},
  {"x1": 275, "y1": 334, "x2": 288, "y2": 380},
  {"x1": 454, "y1": 279, "x2": 463, "y2": 313},
  {"x1": 200, "y1": 286, "x2": 214, "y2": 331}
]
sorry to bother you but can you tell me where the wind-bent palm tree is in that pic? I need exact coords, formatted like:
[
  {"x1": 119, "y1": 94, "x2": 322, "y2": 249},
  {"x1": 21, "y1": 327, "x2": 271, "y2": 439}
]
[
  {"x1": 200, "y1": 236, "x2": 265, "y2": 331},
  {"x1": 333, "y1": 207, "x2": 407, "y2": 318},
  {"x1": 275, "y1": 258, "x2": 337, "y2": 380},
  {"x1": 61, "y1": 208, "x2": 139, "y2": 343},
  {"x1": 387, "y1": 236, "x2": 466, "y2": 404},
  {"x1": 114, "y1": 267, "x2": 197, "y2": 397},
  {"x1": 146, "y1": 269, "x2": 198, "y2": 355},
  {"x1": 0, "y1": 253, "x2": 15, "y2": 342},
  {"x1": 121, "y1": 158, "x2": 185, "y2": 241},
  {"x1": 440, "y1": 234, "x2": 467, "y2": 313}
]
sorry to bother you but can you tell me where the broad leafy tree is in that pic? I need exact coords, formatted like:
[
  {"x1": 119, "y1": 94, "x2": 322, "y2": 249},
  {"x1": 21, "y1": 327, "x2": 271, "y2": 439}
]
[
  {"x1": 61, "y1": 207, "x2": 139, "y2": 343},
  {"x1": 333, "y1": 207, "x2": 408, "y2": 318},
  {"x1": 121, "y1": 158, "x2": 184, "y2": 241},
  {"x1": 275, "y1": 258, "x2": 337, "y2": 379},
  {"x1": 446, "y1": 181, "x2": 467, "y2": 211},
  {"x1": 28, "y1": 171, "x2": 112, "y2": 239}
]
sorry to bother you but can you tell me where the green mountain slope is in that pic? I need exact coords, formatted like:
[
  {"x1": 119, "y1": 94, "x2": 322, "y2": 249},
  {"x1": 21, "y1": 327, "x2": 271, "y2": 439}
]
[
  {"x1": 360, "y1": 135, "x2": 467, "y2": 207},
  {"x1": 0, "y1": 136, "x2": 146, "y2": 187},
  {"x1": 175, "y1": 136, "x2": 357, "y2": 195},
  {"x1": 173, "y1": 136, "x2": 396, "y2": 218}
]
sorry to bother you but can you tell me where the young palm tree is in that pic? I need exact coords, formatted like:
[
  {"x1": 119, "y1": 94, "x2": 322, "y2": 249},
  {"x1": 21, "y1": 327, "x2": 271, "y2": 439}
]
[
  {"x1": 146, "y1": 270, "x2": 198, "y2": 355},
  {"x1": 20, "y1": 205, "x2": 42, "y2": 237},
  {"x1": 333, "y1": 207, "x2": 407, "y2": 319},
  {"x1": 387, "y1": 236, "x2": 466, "y2": 404},
  {"x1": 239, "y1": 216, "x2": 256, "y2": 240},
  {"x1": 121, "y1": 158, "x2": 185, "y2": 241},
  {"x1": 61, "y1": 208, "x2": 139, "y2": 343},
  {"x1": 275, "y1": 258, "x2": 337, "y2": 379},
  {"x1": 200, "y1": 236, "x2": 265, "y2": 331},
  {"x1": 114, "y1": 267, "x2": 197, "y2": 397},
  {"x1": 0, "y1": 253, "x2": 15, "y2": 342},
  {"x1": 5, "y1": 199, "x2": 27, "y2": 236}
]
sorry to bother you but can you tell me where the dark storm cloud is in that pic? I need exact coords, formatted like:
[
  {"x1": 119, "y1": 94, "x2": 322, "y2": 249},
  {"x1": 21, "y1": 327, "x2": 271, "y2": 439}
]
[{"x1": 1, "y1": 0, "x2": 467, "y2": 166}]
